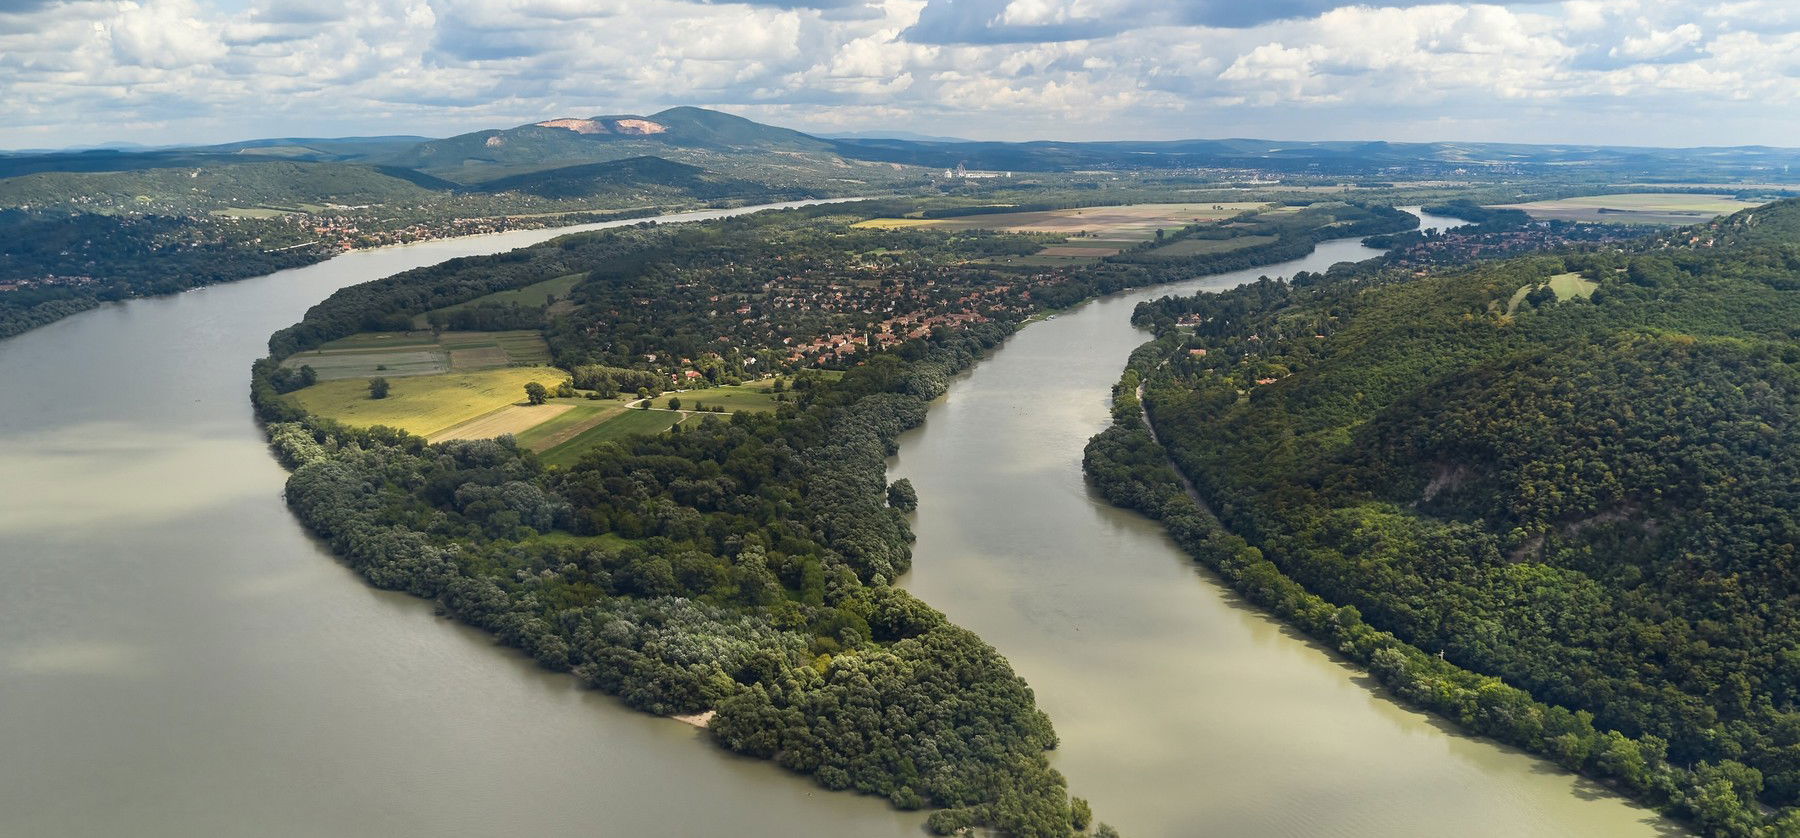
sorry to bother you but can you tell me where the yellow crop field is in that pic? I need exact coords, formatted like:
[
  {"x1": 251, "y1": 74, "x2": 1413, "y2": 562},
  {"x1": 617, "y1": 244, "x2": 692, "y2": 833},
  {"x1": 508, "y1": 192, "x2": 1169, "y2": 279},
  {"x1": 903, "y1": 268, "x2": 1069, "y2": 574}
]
[
  {"x1": 852, "y1": 202, "x2": 1269, "y2": 239},
  {"x1": 428, "y1": 403, "x2": 574, "y2": 444},
  {"x1": 1492, "y1": 193, "x2": 1762, "y2": 225},
  {"x1": 286, "y1": 366, "x2": 567, "y2": 437}
]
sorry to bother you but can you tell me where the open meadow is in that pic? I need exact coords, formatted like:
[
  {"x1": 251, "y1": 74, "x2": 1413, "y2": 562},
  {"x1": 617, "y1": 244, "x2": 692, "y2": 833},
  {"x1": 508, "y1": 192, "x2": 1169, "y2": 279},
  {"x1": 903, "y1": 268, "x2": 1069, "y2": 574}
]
[
  {"x1": 854, "y1": 202, "x2": 1269, "y2": 265},
  {"x1": 510, "y1": 400, "x2": 633, "y2": 450},
  {"x1": 285, "y1": 366, "x2": 567, "y2": 437},
  {"x1": 1491, "y1": 193, "x2": 1761, "y2": 225},
  {"x1": 538, "y1": 409, "x2": 685, "y2": 468},
  {"x1": 1506, "y1": 271, "x2": 1599, "y2": 313},
  {"x1": 412, "y1": 273, "x2": 584, "y2": 327},
  {"x1": 281, "y1": 330, "x2": 551, "y2": 380},
  {"x1": 428, "y1": 402, "x2": 574, "y2": 444},
  {"x1": 1136, "y1": 233, "x2": 1277, "y2": 260},
  {"x1": 682, "y1": 378, "x2": 786, "y2": 412}
]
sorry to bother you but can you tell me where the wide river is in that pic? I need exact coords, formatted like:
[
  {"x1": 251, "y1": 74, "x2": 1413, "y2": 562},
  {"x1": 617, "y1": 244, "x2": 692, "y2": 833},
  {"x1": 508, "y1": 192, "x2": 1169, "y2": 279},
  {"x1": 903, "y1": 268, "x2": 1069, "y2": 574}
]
[{"x1": 0, "y1": 204, "x2": 1677, "y2": 837}]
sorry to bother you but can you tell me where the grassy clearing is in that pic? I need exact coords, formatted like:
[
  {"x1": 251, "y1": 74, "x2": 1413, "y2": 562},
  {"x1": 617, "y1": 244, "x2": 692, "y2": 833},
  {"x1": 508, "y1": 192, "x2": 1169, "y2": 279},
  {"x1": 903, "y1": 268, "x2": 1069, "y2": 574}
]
[
  {"x1": 428, "y1": 402, "x2": 573, "y2": 444},
  {"x1": 853, "y1": 202, "x2": 1268, "y2": 239},
  {"x1": 1141, "y1": 234, "x2": 1278, "y2": 259},
  {"x1": 1492, "y1": 193, "x2": 1762, "y2": 225},
  {"x1": 1507, "y1": 272, "x2": 1600, "y2": 314},
  {"x1": 413, "y1": 273, "x2": 584, "y2": 327},
  {"x1": 285, "y1": 346, "x2": 449, "y2": 379},
  {"x1": 318, "y1": 332, "x2": 439, "y2": 350},
  {"x1": 683, "y1": 378, "x2": 786, "y2": 413},
  {"x1": 539, "y1": 409, "x2": 684, "y2": 468},
  {"x1": 1547, "y1": 272, "x2": 1599, "y2": 300},
  {"x1": 286, "y1": 366, "x2": 567, "y2": 437},
  {"x1": 283, "y1": 330, "x2": 551, "y2": 380},
  {"x1": 513, "y1": 400, "x2": 632, "y2": 451},
  {"x1": 858, "y1": 203, "x2": 1274, "y2": 266},
  {"x1": 852, "y1": 217, "x2": 942, "y2": 229}
]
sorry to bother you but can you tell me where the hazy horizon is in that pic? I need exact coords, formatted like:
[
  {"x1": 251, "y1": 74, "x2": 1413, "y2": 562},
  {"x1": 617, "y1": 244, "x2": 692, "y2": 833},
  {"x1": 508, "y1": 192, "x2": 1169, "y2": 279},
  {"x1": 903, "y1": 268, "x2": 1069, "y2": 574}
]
[{"x1": 11, "y1": 105, "x2": 1800, "y2": 156}]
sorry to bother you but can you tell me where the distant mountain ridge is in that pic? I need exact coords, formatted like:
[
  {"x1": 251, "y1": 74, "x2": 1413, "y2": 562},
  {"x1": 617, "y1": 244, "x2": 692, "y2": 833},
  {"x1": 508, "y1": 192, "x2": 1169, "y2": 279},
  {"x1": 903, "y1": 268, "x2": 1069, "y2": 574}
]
[
  {"x1": 375, "y1": 106, "x2": 839, "y2": 185},
  {"x1": 10, "y1": 106, "x2": 1800, "y2": 184}
]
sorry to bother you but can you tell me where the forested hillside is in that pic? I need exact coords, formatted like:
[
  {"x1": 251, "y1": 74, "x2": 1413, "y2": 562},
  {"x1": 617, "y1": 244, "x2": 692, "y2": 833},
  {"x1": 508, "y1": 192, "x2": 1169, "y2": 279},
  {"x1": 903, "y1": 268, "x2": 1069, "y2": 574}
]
[{"x1": 1091, "y1": 200, "x2": 1800, "y2": 835}]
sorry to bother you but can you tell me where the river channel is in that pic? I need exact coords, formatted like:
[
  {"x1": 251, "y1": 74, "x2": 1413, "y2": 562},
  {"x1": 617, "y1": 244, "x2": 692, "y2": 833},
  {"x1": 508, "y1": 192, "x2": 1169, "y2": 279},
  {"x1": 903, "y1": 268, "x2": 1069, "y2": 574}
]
[
  {"x1": 0, "y1": 204, "x2": 1676, "y2": 836},
  {"x1": 891, "y1": 209, "x2": 1680, "y2": 837}
]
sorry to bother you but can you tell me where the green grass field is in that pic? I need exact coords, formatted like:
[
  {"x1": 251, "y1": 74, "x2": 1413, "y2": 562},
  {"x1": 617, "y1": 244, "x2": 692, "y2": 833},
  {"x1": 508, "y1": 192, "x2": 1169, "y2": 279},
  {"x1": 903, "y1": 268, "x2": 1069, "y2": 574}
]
[
  {"x1": 683, "y1": 378, "x2": 786, "y2": 413},
  {"x1": 413, "y1": 274, "x2": 584, "y2": 327},
  {"x1": 283, "y1": 330, "x2": 550, "y2": 380},
  {"x1": 286, "y1": 366, "x2": 567, "y2": 437},
  {"x1": 1141, "y1": 234, "x2": 1277, "y2": 259},
  {"x1": 1507, "y1": 272, "x2": 1599, "y2": 313},
  {"x1": 316, "y1": 332, "x2": 440, "y2": 349},
  {"x1": 858, "y1": 203, "x2": 1271, "y2": 266},
  {"x1": 852, "y1": 203, "x2": 1265, "y2": 237},
  {"x1": 538, "y1": 409, "x2": 685, "y2": 468},
  {"x1": 1493, "y1": 193, "x2": 1762, "y2": 225},
  {"x1": 513, "y1": 400, "x2": 632, "y2": 451}
]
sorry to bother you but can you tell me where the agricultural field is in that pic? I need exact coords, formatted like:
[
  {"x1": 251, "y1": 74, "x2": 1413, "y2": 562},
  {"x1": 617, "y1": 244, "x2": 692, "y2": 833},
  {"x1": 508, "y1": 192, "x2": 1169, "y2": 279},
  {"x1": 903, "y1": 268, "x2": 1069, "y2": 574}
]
[
  {"x1": 855, "y1": 202, "x2": 1266, "y2": 236},
  {"x1": 1490, "y1": 193, "x2": 1762, "y2": 225},
  {"x1": 511, "y1": 400, "x2": 633, "y2": 451},
  {"x1": 539, "y1": 409, "x2": 685, "y2": 468},
  {"x1": 281, "y1": 330, "x2": 551, "y2": 380},
  {"x1": 1506, "y1": 272, "x2": 1599, "y2": 314},
  {"x1": 531, "y1": 380, "x2": 787, "y2": 467},
  {"x1": 1138, "y1": 234, "x2": 1277, "y2": 260},
  {"x1": 412, "y1": 273, "x2": 584, "y2": 327},
  {"x1": 285, "y1": 366, "x2": 567, "y2": 437},
  {"x1": 428, "y1": 403, "x2": 574, "y2": 444},
  {"x1": 681, "y1": 378, "x2": 788, "y2": 413},
  {"x1": 855, "y1": 202, "x2": 1270, "y2": 265}
]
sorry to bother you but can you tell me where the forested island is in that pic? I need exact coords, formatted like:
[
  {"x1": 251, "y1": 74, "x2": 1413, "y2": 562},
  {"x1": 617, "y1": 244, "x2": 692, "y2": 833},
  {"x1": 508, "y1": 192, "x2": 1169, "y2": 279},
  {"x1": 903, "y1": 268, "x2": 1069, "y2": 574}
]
[
  {"x1": 245, "y1": 197, "x2": 1417, "y2": 836},
  {"x1": 1087, "y1": 200, "x2": 1800, "y2": 836}
]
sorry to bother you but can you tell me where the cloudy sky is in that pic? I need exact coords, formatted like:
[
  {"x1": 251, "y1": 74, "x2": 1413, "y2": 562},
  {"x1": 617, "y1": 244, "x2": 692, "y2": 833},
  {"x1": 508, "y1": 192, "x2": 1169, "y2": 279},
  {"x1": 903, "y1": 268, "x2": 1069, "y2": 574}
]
[{"x1": 0, "y1": 0, "x2": 1794, "y2": 149}]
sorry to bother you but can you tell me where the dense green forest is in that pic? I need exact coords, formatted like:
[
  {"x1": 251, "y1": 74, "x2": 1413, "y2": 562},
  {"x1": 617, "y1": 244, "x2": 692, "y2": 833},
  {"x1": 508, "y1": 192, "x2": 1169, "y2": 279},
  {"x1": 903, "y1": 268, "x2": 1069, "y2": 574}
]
[{"x1": 1091, "y1": 200, "x2": 1800, "y2": 835}]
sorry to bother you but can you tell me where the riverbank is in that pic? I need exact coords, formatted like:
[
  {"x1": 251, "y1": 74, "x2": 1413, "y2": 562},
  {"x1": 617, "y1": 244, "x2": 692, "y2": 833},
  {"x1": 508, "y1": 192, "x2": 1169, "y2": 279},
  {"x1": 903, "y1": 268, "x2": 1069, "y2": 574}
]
[
  {"x1": 0, "y1": 198, "x2": 932, "y2": 838},
  {"x1": 0, "y1": 196, "x2": 841, "y2": 343},
  {"x1": 890, "y1": 214, "x2": 1681, "y2": 836}
]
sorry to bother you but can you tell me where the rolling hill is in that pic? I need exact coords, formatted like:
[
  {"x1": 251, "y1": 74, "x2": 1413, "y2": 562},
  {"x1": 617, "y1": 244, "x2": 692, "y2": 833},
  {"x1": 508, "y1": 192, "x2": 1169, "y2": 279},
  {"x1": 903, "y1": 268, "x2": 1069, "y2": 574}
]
[
  {"x1": 469, "y1": 155, "x2": 798, "y2": 201},
  {"x1": 1094, "y1": 199, "x2": 1800, "y2": 833},
  {"x1": 374, "y1": 106, "x2": 865, "y2": 186}
]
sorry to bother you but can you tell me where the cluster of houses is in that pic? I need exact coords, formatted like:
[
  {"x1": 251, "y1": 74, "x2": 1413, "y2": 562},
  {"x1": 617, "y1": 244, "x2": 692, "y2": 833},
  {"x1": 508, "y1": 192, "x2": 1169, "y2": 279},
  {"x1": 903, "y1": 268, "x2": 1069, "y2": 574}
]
[
  {"x1": 0, "y1": 274, "x2": 96, "y2": 292},
  {"x1": 1386, "y1": 223, "x2": 1636, "y2": 268},
  {"x1": 297, "y1": 214, "x2": 537, "y2": 251}
]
